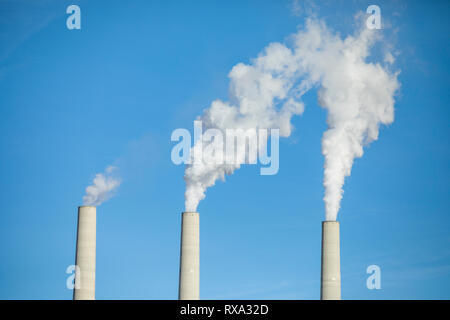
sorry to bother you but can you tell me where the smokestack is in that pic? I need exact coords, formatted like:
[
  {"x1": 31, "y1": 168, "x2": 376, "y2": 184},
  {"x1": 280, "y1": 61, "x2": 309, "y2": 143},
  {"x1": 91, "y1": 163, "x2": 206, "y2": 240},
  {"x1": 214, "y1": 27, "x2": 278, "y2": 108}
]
[
  {"x1": 73, "y1": 206, "x2": 96, "y2": 300},
  {"x1": 320, "y1": 221, "x2": 341, "y2": 300},
  {"x1": 178, "y1": 212, "x2": 199, "y2": 300}
]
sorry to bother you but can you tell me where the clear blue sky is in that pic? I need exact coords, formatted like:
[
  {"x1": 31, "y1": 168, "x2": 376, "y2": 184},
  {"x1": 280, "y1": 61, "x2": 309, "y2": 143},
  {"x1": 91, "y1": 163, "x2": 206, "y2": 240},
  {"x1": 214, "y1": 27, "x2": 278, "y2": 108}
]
[{"x1": 0, "y1": 0, "x2": 448, "y2": 300}]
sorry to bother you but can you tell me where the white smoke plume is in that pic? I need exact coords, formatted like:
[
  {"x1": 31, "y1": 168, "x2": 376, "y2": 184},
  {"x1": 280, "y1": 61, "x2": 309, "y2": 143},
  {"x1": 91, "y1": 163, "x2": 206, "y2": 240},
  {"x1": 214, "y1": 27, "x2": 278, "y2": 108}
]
[
  {"x1": 184, "y1": 43, "x2": 306, "y2": 212},
  {"x1": 184, "y1": 17, "x2": 399, "y2": 216},
  {"x1": 292, "y1": 19, "x2": 400, "y2": 220},
  {"x1": 83, "y1": 166, "x2": 121, "y2": 206}
]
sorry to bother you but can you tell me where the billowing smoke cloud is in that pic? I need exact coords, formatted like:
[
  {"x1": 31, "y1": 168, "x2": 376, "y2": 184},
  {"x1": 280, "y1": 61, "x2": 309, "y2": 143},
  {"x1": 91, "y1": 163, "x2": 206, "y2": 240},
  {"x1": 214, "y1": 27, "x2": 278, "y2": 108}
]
[
  {"x1": 184, "y1": 43, "x2": 306, "y2": 212},
  {"x1": 292, "y1": 19, "x2": 400, "y2": 220},
  {"x1": 184, "y1": 17, "x2": 399, "y2": 216},
  {"x1": 83, "y1": 166, "x2": 121, "y2": 206}
]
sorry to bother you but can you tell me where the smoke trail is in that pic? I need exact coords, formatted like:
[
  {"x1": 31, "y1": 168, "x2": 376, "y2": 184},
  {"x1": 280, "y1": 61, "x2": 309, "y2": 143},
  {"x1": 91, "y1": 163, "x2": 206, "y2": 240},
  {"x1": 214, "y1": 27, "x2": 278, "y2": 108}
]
[
  {"x1": 291, "y1": 19, "x2": 400, "y2": 220},
  {"x1": 83, "y1": 166, "x2": 121, "y2": 206},
  {"x1": 184, "y1": 17, "x2": 399, "y2": 215},
  {"x1": 184, "y1": 42, "x2": 305, "y2": 212}
]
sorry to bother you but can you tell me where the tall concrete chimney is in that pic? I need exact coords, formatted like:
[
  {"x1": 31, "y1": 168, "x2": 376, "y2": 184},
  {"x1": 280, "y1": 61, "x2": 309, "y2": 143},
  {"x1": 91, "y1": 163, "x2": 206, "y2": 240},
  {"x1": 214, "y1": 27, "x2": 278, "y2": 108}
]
[
  {"x1": 320, "y1": 221, "x2": 341, "y2": 300},
  {"x1": 73, "y1": 206, "x2": 96, "y2": 300},
  {"x1": 178, "y1": 211, "x2": 199, "y2": 300}
]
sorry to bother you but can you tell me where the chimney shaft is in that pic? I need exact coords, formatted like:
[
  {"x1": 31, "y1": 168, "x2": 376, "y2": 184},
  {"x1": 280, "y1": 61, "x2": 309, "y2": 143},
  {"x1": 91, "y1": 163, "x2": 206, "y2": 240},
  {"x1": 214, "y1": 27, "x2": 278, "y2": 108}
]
[
  {"x1": 73, "y1": 206, "x2": 96, "y2": 300},
  {"x1": 178, "y1": 212, "x2": 200, "y2": 300},
  {"x1": 320, "y1": 221, "x2": 341, "y2": 300}
]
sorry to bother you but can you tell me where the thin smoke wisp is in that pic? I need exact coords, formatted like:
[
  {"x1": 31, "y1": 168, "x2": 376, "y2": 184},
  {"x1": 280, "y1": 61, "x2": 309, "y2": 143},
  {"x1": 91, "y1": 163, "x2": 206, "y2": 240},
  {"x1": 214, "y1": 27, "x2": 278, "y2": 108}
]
[{"x1": 83, "y1": 166, "x2": 121, "y2": 206}]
